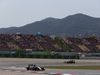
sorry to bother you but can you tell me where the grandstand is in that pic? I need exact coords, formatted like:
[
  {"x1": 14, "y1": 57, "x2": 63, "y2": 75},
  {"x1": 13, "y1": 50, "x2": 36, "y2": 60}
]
[
  {"x1": 0, "y1": 34, "x2": 61, "y2": 52},
  {"x1": 0, "y1": 34, "x2": 100, "y2": 53},
  {"x1": 62, "y1": 37, "x2": 100, "y2": 52}
]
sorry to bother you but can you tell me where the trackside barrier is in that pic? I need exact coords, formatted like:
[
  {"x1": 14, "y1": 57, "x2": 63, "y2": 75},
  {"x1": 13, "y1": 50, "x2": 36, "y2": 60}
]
[{"x1": 0, "y1": 54, "x2": 79, "y2": 59}]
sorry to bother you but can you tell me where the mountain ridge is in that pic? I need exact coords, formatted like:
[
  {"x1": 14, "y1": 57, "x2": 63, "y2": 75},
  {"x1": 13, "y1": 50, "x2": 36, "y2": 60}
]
[{"x1": 0, "y1": 13, "x2": 100, "y2": 37}]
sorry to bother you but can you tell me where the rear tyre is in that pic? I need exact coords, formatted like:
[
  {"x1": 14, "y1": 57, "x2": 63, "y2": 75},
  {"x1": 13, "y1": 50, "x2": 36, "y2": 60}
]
[{"x1": 27, "y1": 67, "x2": 29, "y2": 70}]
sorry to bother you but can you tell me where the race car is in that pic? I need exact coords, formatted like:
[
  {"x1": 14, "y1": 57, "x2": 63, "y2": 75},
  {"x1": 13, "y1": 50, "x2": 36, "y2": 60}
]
[
  {"x1": 26, "y1": 64, "x2": 45, "y2": 71},
  {"x1": 63, "y1": 60, "x2": 75, "y2": 63}
]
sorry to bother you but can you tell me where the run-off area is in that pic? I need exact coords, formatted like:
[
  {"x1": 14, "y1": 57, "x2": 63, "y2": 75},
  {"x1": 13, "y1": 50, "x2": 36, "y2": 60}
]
[
  {"x1": 0, "y1": 70, "x2": 49, "y2": 75},
  {"x1": 0, "y1": 69, "x2": 72, "y2": 75}
]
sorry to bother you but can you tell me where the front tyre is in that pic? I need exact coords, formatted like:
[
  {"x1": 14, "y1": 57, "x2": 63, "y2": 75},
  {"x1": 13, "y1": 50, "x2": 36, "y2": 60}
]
[{"x1": 41, "y1": 68, "x2": 45, "y2": 71}]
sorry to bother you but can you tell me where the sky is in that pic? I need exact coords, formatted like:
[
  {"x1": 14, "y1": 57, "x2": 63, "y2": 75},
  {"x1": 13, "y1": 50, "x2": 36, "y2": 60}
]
[{"x1": 0, "y1": 0, "x2": 100, "y2": 28}]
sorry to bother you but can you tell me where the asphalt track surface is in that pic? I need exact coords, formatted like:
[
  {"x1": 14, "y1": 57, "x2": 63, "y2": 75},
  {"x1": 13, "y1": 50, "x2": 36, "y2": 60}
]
[
  {"x1": 0, "y1": 67, "x2": 100, "y2": 75},
  {"x1": 0, "y1": 58, "x2": 100, "y2": 75},
  {"x1": 0, "y1": 62, "x2": 100, "y2": 67}
]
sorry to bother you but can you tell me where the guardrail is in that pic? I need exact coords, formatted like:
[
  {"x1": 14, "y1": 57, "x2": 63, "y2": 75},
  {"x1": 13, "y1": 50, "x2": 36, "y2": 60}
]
[{"x1": 0, "y1": 54, "x2": 79, "y2": 59}]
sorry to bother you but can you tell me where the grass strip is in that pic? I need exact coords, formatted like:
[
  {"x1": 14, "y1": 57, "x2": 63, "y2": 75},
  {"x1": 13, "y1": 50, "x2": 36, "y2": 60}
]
[{"x1": 44, "y1": 66, "x2": 100, "y2": 70}]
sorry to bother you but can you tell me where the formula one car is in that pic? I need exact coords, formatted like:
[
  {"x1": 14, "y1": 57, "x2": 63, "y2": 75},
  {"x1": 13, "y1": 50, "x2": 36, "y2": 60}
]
[
  {"x1": 26, "y1": 64, "x2": 45, "y2": 71},
  {"x1": 63, "y1": 60, "x2": 75, "y2": 64}
]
